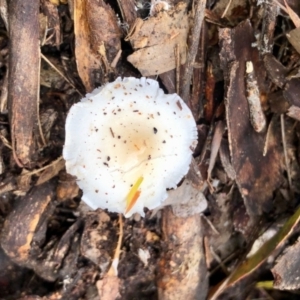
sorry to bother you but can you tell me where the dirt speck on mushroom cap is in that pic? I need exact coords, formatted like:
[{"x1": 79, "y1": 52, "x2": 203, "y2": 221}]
[{"x1": 63, "y1": 77, "x2": 198, "y2": 217}]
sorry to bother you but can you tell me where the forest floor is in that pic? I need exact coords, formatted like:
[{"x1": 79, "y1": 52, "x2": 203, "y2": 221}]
[{"x1": 1, "y1": 0, "x2": 300, "y2": 299}]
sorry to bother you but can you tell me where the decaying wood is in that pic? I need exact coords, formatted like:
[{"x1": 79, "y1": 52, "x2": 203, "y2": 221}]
[
  {"x1": 74, "y1": 0, "x2": 121, "y2": 91},
  {"x1": 272, "y1": 236, "x2": 300, "y2": 289},
  {"x1": 86, "y1": 0, "x2": 121, "y2": 63},
  {"x1": 157, "y1": 207, "x2": 208, "y2": 300},
  {"x1": 156, "y1": 4, "x2": 208, "y2": 296},
  {"x1": 259, "y1": 0, "x2": 278, "y2": 54},
  {"x1": 81, "y1": 210, "x2": 118, "y2": 271},
  {"x1": 181, "y1": 0, "x2": 207, "y2": 104},
  {"x1": 8, "y1": 0, "x2": 40, "y2": 167},
  {"x1": 1, "y1": 181, "x2": 55, "y2": 265}
]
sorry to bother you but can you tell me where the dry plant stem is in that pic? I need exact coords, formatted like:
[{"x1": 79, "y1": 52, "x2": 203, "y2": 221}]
[
  {"x1": 280, "y1": 114, "x2": 292, "y2": 190},
  {"x1": 8, "y1": 0, "x2": 40, "y2": 167},
  {"x1": 37, "y1": 50, "x2": 46, "y2": 147},
  {"x1": 181, "y1": 0, "x2": 207, "y2": 104},
  {"x1": 0, "y1": 69, "x2": 8, "y2": 113},
  {"x1": 0, "y1": 133, "x2": 11, "y2": 149},
  {"x1": 110, "y1": 49, "x2": 122, "y2": 68},
  {"x1": 21, "y1": 156, "x2": 63, "y2": 177},
  {"x1": 221, "y1": 0, "x2": 233, "y2": 18},
  {"x1": 0, "y1": 0, "x2": 8, "y2": 30},
  {"x1": 107, "y1": 214, "x2": 123, "y2": 276},
  {"x1": 41, "y1": 53, "x2": 83, "y2": 96},
  {"x1": 158, "y1": 207, "x2": 208, "y2": 300},
  {"x1": 207, "y1": 121, "x2": 226, "y2": 180},
  {"x1": 175, "y1": 43, "x2": 180, "y2": 95},
  {"x1": 209, "y1": 246, "x2": 229, "y2": 276}
]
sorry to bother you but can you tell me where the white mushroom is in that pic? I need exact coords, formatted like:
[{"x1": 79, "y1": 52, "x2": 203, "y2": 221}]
[{"x1": 63, "y1": 77, "x2": 197, "y2": 217}]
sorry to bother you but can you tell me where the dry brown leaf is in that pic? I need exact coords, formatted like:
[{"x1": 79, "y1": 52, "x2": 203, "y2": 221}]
[
  {"x1": 219, "y1": 20, "x2": 282, "y2": 215},
  {"x1": 207, "y1": 121, "x2": 226, "y2": 180},
  {"x1": 286, "y1": 28, "x2": 300, "y2": 54},
  {"x1": 287, "y1": 105, "x2": 300, "y2": 121},
  {"x1": 126, "y1": 2, "x2": 188, "y2": 76},
  {"x1": 283, "y1": 0, "x2": 300, "y2": 28},
  {"x1": 165, "y1": 179, "x2": 207, "y2": 217}
]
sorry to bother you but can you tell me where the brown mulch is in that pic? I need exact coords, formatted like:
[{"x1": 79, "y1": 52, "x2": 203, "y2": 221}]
[{"x1": 1, "y1": 0, "x2": 300, "y2": 299}]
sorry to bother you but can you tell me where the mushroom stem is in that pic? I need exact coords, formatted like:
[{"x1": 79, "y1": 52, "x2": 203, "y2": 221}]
[{"x1": 125, "y1": 176, "x2": 144, "y2": 214}]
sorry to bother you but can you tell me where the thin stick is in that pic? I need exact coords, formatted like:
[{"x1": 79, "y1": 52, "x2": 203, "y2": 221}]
[
  {"x1": 181, "y1": 0, "x2": 207, "y2": 104},
  {"x1": 280, "y1": 114, "x2": 292, "y2": 190},
  {"x1": 175, "y1": 44, "x2": 180, "y2": 95},
  {"x1": 37, "y1": 49, "x2": 47, "y2": 147},
  {"x1": 41, "y1": 53, "x2": 83, "y2": 97},
  {"x1": 221, "y1": 0, "x2": 233, "y2": 18},
  {"x1": 21, "y1": 156, "x2": 63, "y2": 176},
  {"x1": 111, "y1": 49, "x2": 122, "y2": 68}
]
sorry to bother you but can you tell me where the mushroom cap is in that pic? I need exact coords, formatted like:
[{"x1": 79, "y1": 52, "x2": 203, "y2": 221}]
[{"x1": 63, "y1": 77, "x2": 197, "y2": 217}]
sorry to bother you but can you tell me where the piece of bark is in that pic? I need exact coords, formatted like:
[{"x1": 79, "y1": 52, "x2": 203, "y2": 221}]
[
  {"x1": 8, "y1": 0, "x2": 39, "y2": 166},
  {"x1": 74, "y1": 0, "x2": 121, "y2": 91},
  {"x1": 86, "y1": 0, "x2": 121, "y2": 63},
  {"x1": 0, "y1": 247, "x2": 27, "y2": 298},
  {"x1": 1, "y1": 181, "x2": 56, "y2": 265},
  {"x1": 259, "y1": 0, "x2": 278, "y2": 54},
  {"x1": 272, "y1": 236, "x2": 300, "y2": 289},
  {"x1": 157, "y1": 207, "x2": 208, "y2": 300},
  {"x1": 81, "y1": 210, "x2": 118, "y2": 273},
  {"x1": 204, "y1": 62, "x2": 216, "y2": 122},
  {"x1": 190, "y1": 21, "x2": 208, "y2": 120},
  {"x1": 181, "y1": 0, "x2": 206, "y2": 104},
  {"x1": 219, "y1": 20, "x2": 282, "y2": 215}
]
